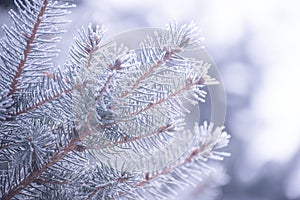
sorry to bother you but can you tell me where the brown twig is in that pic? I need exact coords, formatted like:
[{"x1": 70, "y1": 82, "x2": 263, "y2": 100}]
[
  {"x1": 87, "y1": 123, "x2": 175, "y2": 150},
  {"x1": 119, "y1": 48, "x2": 179, "y2": 99},
  {"x1": 8, "y1": 0, "x2": 48, "y2": 96},
  {"x1": 134, "y1": 144, "x2": 209, "y2": 188},
  {"x1": 1, "y1": 137, "x2": 79, "y2": 200},
  {"x1": 13, "y1": 84, "x2": 81, "y2": 116},
  {"x1": 85, "y1": 176, "x2": 130, "y2": 200},
  {"x1": 129, "y1": 77, "x2": 204, "y2": 116}
]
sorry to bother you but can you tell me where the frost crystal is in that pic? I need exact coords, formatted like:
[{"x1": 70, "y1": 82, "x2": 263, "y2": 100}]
[{"x1": 0, "y1": 1, "x2": 230, "y2": 199}]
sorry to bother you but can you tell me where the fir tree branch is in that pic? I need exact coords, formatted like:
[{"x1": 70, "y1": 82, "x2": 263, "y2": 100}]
[
  {"x1": 13, "y1": 83, "x2": 80, "y2": 116},
  {"x1": 0, "y1": 9, "x2": 104, "y2": 200},
  {"x1": 1, "y1": 137, "x2": 79, "y2": 200},
  {"x1": 0, "y1": 0, "x2": 75, "y2": 122},
  {"x1": 129, "y1": 76, "x2": 205, "y2": 116},
  {"x1": 84, "y1": 123, "x2": 230, "y2": 199},
  {"x1": 11, "y1": 24, "x2": 104, "y2": 117},
  {"x1": 0, "y1": 3, "x2": 230, "y2": 197},
  {"x1": 0, "y1": 17, "x2": 124, "y2": 200},
  {"x1": 120, "y1": 122, "x2": 231, "y2": 199},
  {"x1": 87, "y1": 123, "x2": 175, "y2": 151},
  {"x1": 135, "y1": 143, "x2": 211, "y2": 188},
  {"x1": 119, "y1": 48, "x2": 180, "y2": 99},
  {"x1": 8, "y1": 0, "x2": 48, "y2": 96},
  {"x1": 85, "y1": 177, "x2": 128, "y2": 200}
]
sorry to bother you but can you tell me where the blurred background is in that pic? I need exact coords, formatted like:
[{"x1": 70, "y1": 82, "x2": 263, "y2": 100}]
[{"x1": 1, "y1": 0, "x2": 300, "y2": 199}]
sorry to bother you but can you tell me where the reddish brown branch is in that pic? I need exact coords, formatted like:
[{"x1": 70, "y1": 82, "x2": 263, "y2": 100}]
[
  {"x1": 97, "y1": 74, "x2": 113, "y2": 99},
  {"x1": 8, "y1": 0, "x2": 48, "y2": 96},
  {"x1": 89, "y1": 123, "x2": 175, "y2": 150},
  {"x1": 134, "y1": 144, "x2": 208, "y2": 188},
  {"x1": 1, "y1": 137, "x2": 79, "y2": 200},
  {"x1": 95, "y1": 59, "x2": 123, "y2": 100},
  {"x1": 130, "y1": 80, "x2": 192, "y2": 116},
  {"x1": 119, "y1": 49, "x2": 178, "y2": 99},
  {"x1": 14, "y1": 84, "x2": 81, "y2": 116},
  {"x1": 86, "y1": 176, "x2": 130, "y2": 200},
  {"x1": 85, "y1": 183, "x2": 112, "y2": 200},
  {"x1": 86, "y1": 46, "x2": 99, "y2": 68}
]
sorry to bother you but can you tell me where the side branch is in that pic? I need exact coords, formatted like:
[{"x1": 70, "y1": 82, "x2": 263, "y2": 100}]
[
  {"x1": 13, "y1": 84, "x2": 81, "y2": 116},
  {"x1": 134, "y1": 144, "x2": 209, "y2": 188},
  {"x1": 88, "y1": 123, "x2": 175, "y2": 150},
  {"x1": 9, "y1": 0, "x2": 49, "y2": 96},
  {"x1": 119, "y1": 49, "x2": 178, "y2": 98},
  {"x1": 1, "y1": 137, "x2": 79, "y2": 200},
  {"x1": 130, "y1": 77, "x2": 204, "y2": 116}
]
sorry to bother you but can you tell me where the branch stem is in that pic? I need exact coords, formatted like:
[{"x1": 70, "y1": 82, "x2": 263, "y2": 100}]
[{"x1": 8, "y1": 0, "x2": 48, "y2": 96}]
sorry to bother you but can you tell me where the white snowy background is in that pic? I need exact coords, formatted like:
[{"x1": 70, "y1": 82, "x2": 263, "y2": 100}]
[{"x1": 1, "y1": 0, "x2": 300, "y2": 199}]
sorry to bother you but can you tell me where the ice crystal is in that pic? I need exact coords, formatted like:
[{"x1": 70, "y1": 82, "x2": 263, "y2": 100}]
[{"x1": 0, "y1": 1, "x2": 230, "y2": 199}]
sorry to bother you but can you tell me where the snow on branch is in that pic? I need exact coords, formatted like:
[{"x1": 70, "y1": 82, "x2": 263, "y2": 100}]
[{"x1": 0, "y1": 1, "x2": 230, "y2": 199}]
